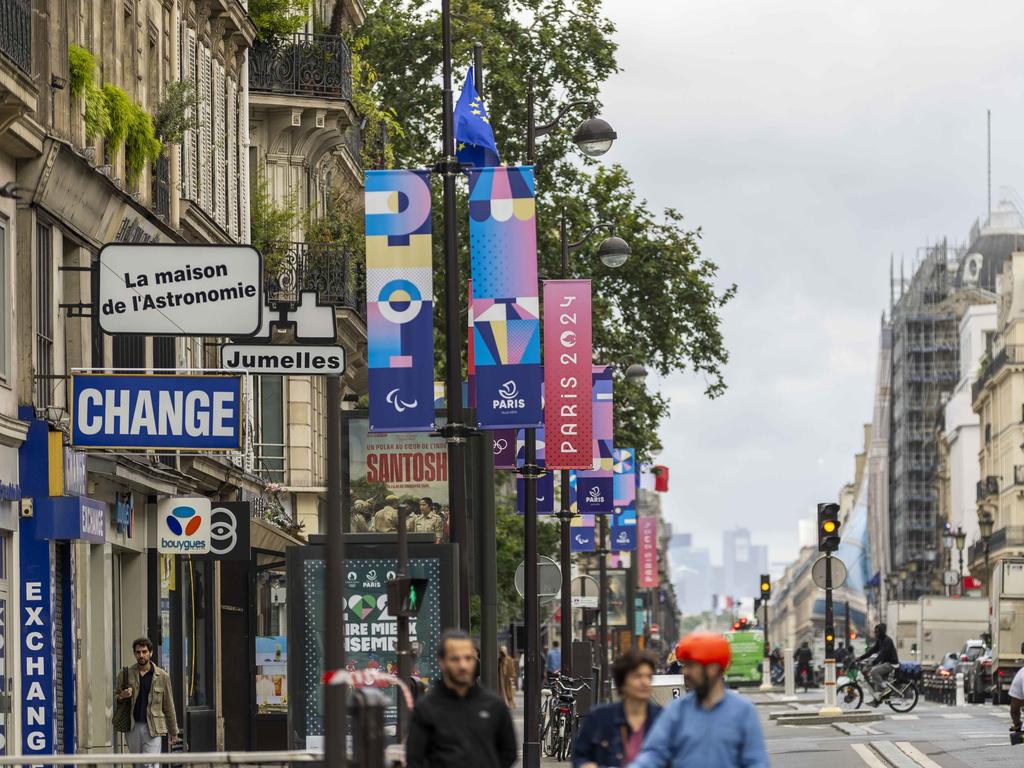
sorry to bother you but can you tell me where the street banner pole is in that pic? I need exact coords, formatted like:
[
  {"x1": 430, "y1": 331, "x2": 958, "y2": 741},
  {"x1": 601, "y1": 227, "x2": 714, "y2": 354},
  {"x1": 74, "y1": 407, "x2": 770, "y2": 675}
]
[
  {"x1": 325, "y1": 374, "x2": 347, "y2": 768},
  {"x1": 760, "y1": 599, "x2": 772, "y2": 690},
  {"x1": 783, "y1": 646, "x2": 797, "y2": 700}
]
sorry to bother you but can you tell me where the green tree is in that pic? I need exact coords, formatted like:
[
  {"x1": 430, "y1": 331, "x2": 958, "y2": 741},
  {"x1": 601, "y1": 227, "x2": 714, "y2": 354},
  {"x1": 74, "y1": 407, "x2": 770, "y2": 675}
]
[
  {"x1": 248, "y1": 0, "x2": 309, "y2": 41},
  {"x1": 359, "y1": 0, "x2": 734, "y2": 457}
]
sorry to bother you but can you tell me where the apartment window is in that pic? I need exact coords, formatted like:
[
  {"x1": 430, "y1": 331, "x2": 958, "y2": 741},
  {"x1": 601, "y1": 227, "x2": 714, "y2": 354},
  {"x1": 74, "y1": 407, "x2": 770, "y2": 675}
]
[
  {"x1": 0, "y1": 219, "x2": 7, "y2": 383},
  {"x1": 153, "y1": 336, "x2": 175, "y2": 370},
  {"x1": 256, "y1": 376, "x2": 285, "y2": 483},
  {"x1": 112, "y1": 335, "x2": 144, "y2": 370},
  {"x1": 35, "y1": 224, "x2": 53, "y2": 408}
]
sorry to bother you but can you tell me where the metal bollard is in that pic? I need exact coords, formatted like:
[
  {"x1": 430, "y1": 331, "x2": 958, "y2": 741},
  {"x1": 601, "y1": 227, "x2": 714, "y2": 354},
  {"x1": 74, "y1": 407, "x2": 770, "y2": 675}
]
[
  {"x1": 783, "y1": 648, "x2": 796, "y2": 699},
  {"x1": 351, "y1": 688, "x2": 388, "y2": 768},
  {"x1": 956, "y1": 672, "x2": 965, "y2": 707}
]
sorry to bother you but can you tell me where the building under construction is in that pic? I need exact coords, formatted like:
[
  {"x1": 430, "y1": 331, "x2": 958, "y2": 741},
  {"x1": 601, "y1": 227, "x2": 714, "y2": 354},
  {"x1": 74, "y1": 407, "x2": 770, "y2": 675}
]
[{"x1": 887, "y1": 196, "x2": 1024, "y2": 597}]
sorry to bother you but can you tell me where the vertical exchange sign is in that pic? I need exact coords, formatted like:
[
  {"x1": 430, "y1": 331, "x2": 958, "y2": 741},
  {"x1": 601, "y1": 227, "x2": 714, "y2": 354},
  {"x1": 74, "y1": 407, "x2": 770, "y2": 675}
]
[
  {"x1": 543, "y1": 280, "x2": 592, "y2": 469},
  {"x1": 575, "y1": 365, "x2": 614, "y2": 513},
  {"x1": 468, "y1": 167, "x2": 543, "y2": 428},
  {"x1": 365, "y1": 170, "x2": 436, "y2": 432}
]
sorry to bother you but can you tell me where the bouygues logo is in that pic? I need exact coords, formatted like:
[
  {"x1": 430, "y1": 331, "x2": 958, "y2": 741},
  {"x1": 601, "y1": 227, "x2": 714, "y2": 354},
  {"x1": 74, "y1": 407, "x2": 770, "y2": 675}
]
[{"x1": 157, "y1": 497, "x2": 211, "y2": 554}]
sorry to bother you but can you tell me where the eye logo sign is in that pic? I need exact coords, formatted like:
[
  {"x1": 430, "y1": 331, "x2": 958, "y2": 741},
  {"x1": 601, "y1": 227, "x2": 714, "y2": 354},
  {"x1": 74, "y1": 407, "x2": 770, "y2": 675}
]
[
  {"x1": 386, "y1": 388, "x2": 418, "y2": 413},
  {"x1": 157, "y1": 497, "x2": 211, "y2": 554}
]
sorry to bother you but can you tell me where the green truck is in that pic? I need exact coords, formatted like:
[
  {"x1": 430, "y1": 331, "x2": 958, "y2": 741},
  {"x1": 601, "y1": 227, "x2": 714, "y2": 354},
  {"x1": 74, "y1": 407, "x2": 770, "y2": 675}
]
[{"x1": 725, "y1": 629, "x2": 765, "y2": 686}]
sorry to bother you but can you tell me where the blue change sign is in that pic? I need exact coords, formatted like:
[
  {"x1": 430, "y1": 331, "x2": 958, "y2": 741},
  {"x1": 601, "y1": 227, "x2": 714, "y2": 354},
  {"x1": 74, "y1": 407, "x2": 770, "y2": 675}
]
[{"x1": 70, "y1": 374, "x2": 242, "y2": 450}]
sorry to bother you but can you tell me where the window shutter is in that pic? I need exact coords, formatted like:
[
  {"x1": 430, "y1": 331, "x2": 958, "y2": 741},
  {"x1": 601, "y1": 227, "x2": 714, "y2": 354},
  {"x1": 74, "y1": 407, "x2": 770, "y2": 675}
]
[
  {"x1": 227, "y1": 76, "x2": 238, "y2": 239},
  {"x1": 199, "y1": 43, "x2": 212, "y2": 212}
]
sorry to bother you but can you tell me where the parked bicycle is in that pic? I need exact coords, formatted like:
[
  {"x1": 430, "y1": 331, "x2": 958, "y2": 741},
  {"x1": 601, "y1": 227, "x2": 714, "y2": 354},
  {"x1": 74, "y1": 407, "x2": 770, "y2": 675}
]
[
  {"x1": 837, "y1": 660, "x2": 919, "y2": 712},
  {"x1": 540, "y1": 674, "x2": 590, "y2": 761}
]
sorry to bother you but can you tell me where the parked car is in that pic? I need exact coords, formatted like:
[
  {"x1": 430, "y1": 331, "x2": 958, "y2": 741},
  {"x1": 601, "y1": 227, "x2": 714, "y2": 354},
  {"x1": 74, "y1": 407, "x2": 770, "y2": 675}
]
[
  {"x1": 955, "y1": 640, "x2": 987, "y2": 675},
  {"x1": 964, "y1": 647, "x2": 994, "y2": 704}
]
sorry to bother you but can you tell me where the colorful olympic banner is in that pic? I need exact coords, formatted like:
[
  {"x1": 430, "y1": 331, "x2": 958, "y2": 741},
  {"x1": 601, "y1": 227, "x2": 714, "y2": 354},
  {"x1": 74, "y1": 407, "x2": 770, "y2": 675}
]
[
  {"x1": 365, "y1": 170, "x2": 435, "y2": 432},
  {"x1": 569, "y1": 473, "x2": 596, "y2": 551},
  {"x1": 543, "y1": 280, "x2": 593, "y2": 469},
  {"x1": 468, "y1": 167, "x2": 543, "y2": 428},
  {"x1": 611, "y1": 448, "x2": 637, "y2": 551},
  {"x1": 637, "y1": 517, "x2": 659, "y2": 587},
  {"x1": 516, "y1": 428, "x2": 554, "y2": 514},
  {"x1": 575, "y1": 365, "x2": 614, "y2": 512}
]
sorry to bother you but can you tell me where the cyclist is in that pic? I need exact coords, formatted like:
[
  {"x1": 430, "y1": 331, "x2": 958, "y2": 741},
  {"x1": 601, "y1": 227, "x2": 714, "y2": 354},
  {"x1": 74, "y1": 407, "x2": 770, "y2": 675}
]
[
  {"x1": 856, "y1": 623, "x2": 899, "y2": 706},
  {"x1": 794, "y1": 641, "x2": 813, "y2": 691},
  {"x1": 1009, "y1": 665, "x2": 1024, "y2": 736},
  {"x1": 573, "y1": 649, "x2": 661, "y2": 768},
  {"x1": 628, "y1": 632, "x2": 769, "y2": 768}
]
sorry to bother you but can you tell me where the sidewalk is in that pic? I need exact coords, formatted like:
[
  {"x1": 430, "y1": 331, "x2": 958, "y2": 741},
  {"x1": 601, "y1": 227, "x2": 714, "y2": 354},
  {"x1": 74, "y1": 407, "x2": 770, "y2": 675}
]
[{"x1": 510, "y1": 689, "x2": 566, "y2": 766}]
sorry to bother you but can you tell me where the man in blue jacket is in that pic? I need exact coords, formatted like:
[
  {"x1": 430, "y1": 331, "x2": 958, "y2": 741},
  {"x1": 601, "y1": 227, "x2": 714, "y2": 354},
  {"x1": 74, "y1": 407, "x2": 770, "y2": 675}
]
[{"x1": 628, "y1": 632, "x2": 769, "y2": 768}]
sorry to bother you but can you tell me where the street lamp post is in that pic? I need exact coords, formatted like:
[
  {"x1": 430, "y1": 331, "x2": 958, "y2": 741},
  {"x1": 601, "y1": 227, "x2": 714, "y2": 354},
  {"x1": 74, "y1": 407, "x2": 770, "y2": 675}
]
[
  {"x1": 978, "y1": 509, "x2": 995, "y2": 598},
  {"x1": 556, "y1": 210, "x2": 631, "y2": 674},
  {"x1": 954, "y1": 526, "x2": 967, "y2": 596},
  {"x1": 522, "y1": 79, "x2": 618, "y2": 768}
]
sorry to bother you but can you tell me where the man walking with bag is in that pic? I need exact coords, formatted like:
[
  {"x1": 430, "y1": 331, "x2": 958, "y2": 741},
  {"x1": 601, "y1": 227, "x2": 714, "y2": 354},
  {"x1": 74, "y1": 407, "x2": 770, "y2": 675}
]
[{"x1": 115, "y1": 637, "x2": 179, "y2": 766}]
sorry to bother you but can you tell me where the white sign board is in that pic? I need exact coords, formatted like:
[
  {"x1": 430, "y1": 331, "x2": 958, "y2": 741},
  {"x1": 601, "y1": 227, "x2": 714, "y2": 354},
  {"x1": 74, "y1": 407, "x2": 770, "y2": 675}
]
[
  {"x1": 942, "y1": 570, "x2": 960, "y2": 587},
  {"x1": 221, "y1": 344, "x2": 346, "y2": 375},
  {"x1": 157, "y1": 497, "x2": 211, "y2": 554},
  {"x1": 571, "y1": 595, "x2": 599, "y2": 609},
  {"x1": 98, "y1": 244, "x2": 263, "y2": 336}
]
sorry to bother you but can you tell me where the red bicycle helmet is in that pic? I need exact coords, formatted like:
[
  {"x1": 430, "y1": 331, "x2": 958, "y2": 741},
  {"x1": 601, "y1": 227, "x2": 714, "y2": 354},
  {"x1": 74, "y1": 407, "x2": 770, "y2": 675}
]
[{"x1": 674, "y1": 632, "x2": 732, "y2": 670}]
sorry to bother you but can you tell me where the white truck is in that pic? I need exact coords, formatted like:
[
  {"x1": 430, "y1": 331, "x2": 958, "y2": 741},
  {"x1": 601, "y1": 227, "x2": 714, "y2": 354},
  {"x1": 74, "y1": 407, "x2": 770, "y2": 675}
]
[
  {"x1": 914, "y1": 596, "x2": 988, "y2": 669},
  {"x1": 885, "y1": 601, "x2": 921, "y2": 662},
  {"x1": 990, "y1": 558, "x2": 1024, "y2": 704}
]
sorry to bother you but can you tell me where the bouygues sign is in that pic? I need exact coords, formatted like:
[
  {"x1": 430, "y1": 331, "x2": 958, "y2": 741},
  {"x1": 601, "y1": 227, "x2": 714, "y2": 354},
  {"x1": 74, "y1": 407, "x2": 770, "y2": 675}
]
[
  {"x1": 543, "y1": 280, "x2": 593, "y2": 469},
  {"x1": 157, "y1": 497, "x2": 211, "y2": 554}
]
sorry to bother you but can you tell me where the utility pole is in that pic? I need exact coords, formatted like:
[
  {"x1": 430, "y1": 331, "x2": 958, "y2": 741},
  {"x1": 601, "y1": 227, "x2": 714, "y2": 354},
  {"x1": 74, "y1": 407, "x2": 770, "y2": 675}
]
[
  {"x1": 597, "y1": 514, "x2": 610, "y2": 702},
  {"x1": 438, "y1": 0, "x2": 470, "y2": 631},
  {"x1": 324, "y1": 374, "x2": 346, "y2": 768},
  {"x1": 396, "y1": 503, "x2": 410, "y2": 740}
]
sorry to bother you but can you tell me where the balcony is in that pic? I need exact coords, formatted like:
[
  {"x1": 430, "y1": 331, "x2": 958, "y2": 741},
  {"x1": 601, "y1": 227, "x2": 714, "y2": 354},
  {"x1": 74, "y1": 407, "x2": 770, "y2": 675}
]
[
  {"x1": 264, "y1": 242, "x2": 365, "y2": 320},
  {"x1": 248, "y1": 33, "x2": 352, "y2": 100},
  {"x1": 976, "y1": 475, "x2": 1000, "y2": 501},
  {"x1": 0, "y1": 0, "x2": 31, "y2": 75},
  {"x1": 973, "y1": 345, "x2": 1024, "y2": 403}
]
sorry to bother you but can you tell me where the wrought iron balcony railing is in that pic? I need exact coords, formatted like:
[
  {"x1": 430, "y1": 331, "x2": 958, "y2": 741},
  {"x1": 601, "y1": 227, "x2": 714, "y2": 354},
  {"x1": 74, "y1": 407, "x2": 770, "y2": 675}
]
[
  {"x1": 249, "y1": 32, "x2": 352, "y2": 100},
  {"x1": 0, "y1": 0, "x2": 31, "y2": 75},
  {"x1": 264, "y1": 242, "x2": 365, "y2": 320}
]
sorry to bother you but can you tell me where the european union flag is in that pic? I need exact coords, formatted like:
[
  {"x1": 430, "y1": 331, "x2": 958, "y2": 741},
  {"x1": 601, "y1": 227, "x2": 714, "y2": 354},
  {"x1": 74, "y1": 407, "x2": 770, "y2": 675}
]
[{"x1": 454, "y1": 66, "x2": 500, "y2": 168}]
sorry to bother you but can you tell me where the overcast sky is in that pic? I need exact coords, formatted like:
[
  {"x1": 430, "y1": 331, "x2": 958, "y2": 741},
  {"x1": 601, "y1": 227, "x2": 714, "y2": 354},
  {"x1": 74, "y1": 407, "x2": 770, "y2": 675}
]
[{"x1": 596, "y1": 0, "x2": 1024, "y2": 567}]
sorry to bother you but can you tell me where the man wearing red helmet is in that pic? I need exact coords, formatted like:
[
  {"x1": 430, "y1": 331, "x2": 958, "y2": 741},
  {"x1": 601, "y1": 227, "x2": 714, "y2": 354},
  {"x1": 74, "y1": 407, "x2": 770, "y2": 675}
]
[{"x1": 627, "y1": 632, "x2": 769, "y2": 768}]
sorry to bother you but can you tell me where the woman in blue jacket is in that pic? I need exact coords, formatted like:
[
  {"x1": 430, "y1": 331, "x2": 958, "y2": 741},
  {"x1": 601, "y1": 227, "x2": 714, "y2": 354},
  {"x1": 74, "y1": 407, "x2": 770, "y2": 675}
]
[{"x1": 573, "y1": 649, "x2": 662, "y2": 768}]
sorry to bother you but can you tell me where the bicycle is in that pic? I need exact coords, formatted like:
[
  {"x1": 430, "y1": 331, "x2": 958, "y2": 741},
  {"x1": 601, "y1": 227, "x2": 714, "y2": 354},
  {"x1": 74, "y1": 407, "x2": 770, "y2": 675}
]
[
  {"x1": 837, "y1": 660, "x2": 919, "y2": 713},
  {"x1": 541, "y1": 674, "x2": 590, "y2": 760}
]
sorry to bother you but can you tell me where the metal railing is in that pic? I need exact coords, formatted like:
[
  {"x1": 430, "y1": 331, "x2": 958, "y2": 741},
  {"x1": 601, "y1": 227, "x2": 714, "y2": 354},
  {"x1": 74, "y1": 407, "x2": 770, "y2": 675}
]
[
  {"x1": 344, "y1": 125, "x2": 363, "y2": 168},
  {"x1": 977, "y1": 475, "x2": 1000, "y2": 501},
  {"x1": 151, "y1": 153, "x2": 171, "y2": 219},
  {"x1": 249, "y1": 32, "x2": 352, "y2": 100},
  {"x1": 265, "y1": 241, "x2": 366, "y2": 318},
  {"x1": 973, "y1": 345, "x2": 1024, "y2": 402},
  {"x1": 0, "y1": 0, "x2": 31, "y2": 75}
]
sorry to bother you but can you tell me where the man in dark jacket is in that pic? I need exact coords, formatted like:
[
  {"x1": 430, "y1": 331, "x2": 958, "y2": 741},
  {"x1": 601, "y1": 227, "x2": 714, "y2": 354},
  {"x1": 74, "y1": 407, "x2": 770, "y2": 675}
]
[
  {"x1": 406, "y1": 629, "x2": 516, "y2": 768},
  {"x1": 858, "y1": 623, "x2": 899, "y2": 705}
]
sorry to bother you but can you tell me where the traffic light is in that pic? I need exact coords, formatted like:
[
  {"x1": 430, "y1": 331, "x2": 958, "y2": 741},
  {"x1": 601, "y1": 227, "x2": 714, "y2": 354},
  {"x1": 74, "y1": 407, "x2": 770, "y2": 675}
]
[
  {"x1": 817, "y1": 503, "x2": 841, "y2": 552},
  {"x1": 759, "y1": 574, "x2": 771, "y2": 600},
  {"x1": 753, "y1": 597, "x2": 762, "y2": 615},
  {"x1": 387, "y1": 577, "x2": 429, "y2": 617}
]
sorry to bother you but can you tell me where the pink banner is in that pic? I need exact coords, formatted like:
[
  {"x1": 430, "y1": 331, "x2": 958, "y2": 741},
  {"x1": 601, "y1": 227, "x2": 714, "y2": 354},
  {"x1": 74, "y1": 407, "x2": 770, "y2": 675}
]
[
  {"x1": 638, "y1": 517, "x2": 659, "y2": 588},
  {"x1": 543, "y1": 280, "x2": 593, "y2": 469}
]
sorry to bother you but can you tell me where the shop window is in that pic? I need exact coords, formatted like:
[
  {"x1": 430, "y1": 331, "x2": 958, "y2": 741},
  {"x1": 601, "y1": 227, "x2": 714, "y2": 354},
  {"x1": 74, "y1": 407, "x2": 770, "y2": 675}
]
[
  {"x1": 255, "y1": 561, "x2": 287, "y2": 714},
  {"x1": 154, "y1": 336, "x2": 175, "y2": 369},
  {"x1": 181, "y1": 557, "x2": 213, "y2": 708}
]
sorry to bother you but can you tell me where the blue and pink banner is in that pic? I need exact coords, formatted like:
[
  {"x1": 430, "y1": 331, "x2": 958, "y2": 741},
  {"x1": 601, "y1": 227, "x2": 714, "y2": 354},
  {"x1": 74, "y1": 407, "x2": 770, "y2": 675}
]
[
  {"x1": 575, "y1": 365, "x2": 614, "y2": 513},
  {"x1": 569, "y1": 473, "x2": 596, "y2": 551},
  {"x1": 365, "y1": 170, "x2": 435, "y2": 432},
  {"x1": 468, "y1": 167, "x2": 543, "y2": 429},
  {"x1": 516, "y1": 428, "x2": 554, "y2": 514},
  {"x1": 611, "y1": 448, "x2": 637, "y2": 551}
]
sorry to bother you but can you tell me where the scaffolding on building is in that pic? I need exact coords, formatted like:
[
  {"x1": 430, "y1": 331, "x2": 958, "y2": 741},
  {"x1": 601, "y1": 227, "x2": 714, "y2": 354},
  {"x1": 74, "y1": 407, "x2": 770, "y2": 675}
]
[{"x1": 888, "y1": 240, "x2": 964, "y2": 598}]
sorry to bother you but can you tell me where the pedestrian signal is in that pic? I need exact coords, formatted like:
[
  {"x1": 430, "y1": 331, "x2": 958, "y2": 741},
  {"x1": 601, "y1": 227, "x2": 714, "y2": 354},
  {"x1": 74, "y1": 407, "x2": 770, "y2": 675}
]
[
  {"x1": 817, "y1": 503, "x2": 841, "y2": 552},
  {"x1": 387, "y1": 576, "x2": 429, "y2": 617}
]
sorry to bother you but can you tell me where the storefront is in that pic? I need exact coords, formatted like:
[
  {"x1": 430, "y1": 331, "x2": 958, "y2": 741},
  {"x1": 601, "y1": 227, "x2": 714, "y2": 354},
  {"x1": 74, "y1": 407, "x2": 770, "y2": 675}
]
[{"x1": 0, "y1": 437, "x2": 22, "y2": 757}]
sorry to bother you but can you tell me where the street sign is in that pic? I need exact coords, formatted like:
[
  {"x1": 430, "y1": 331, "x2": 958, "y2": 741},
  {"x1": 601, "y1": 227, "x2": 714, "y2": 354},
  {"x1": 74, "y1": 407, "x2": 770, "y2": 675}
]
[
  {"x1": 70, "y1": 374, "x2": 243, "y2": 450},
  {"x1": 811, "y1": 556, "x2": 847, "y2": 589},
  {"x1": 571, "y1": 574, "x2": 600, "y2": 608},
  {"x1": 514, "y1": 555, "x2": 561, "y2": 604},
  {"x1": 221, "y1": 344, "x2": 346, "y2": 375},
  {"x1": 157, "y1": 497, "x2": 211, "y2": 554},
  {"x1": 98, "y1": 244, "x2": 263, "y2": 336},
  {"x1": 943, "y1": 569, "x2": 961, "y2": 587}
]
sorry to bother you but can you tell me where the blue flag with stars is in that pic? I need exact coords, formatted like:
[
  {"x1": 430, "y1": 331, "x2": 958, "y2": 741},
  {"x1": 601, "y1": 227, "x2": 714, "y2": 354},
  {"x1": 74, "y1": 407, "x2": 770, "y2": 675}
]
[{"x1": 455, "y1": 66, "x2": 500, "y2": 168}]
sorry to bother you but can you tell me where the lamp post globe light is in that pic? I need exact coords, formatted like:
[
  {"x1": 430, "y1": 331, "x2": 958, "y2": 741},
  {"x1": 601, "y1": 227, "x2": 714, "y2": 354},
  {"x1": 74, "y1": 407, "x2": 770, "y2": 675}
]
[
  {"x1": 573, "y1": 116, "x2": 617, "y2": 157},
  {"x1": 597, "y1": 235, "x2": 631, "y2": 268},
  {"x1": 625, "y1": 362, "x2": 649, "y2": 383}
]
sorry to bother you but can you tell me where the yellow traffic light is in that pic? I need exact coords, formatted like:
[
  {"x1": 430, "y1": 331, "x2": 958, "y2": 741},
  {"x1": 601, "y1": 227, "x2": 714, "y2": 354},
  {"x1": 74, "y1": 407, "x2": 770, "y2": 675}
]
[
  {"x1": 825, "y1": 633, "x2": 833, "y2": 642},
  {"x1": 822, "y1": 520, "x2": 837, "y2": 534},
  {"x1": 760, "y1": 582, "x2": 770, "y2": 593}
]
